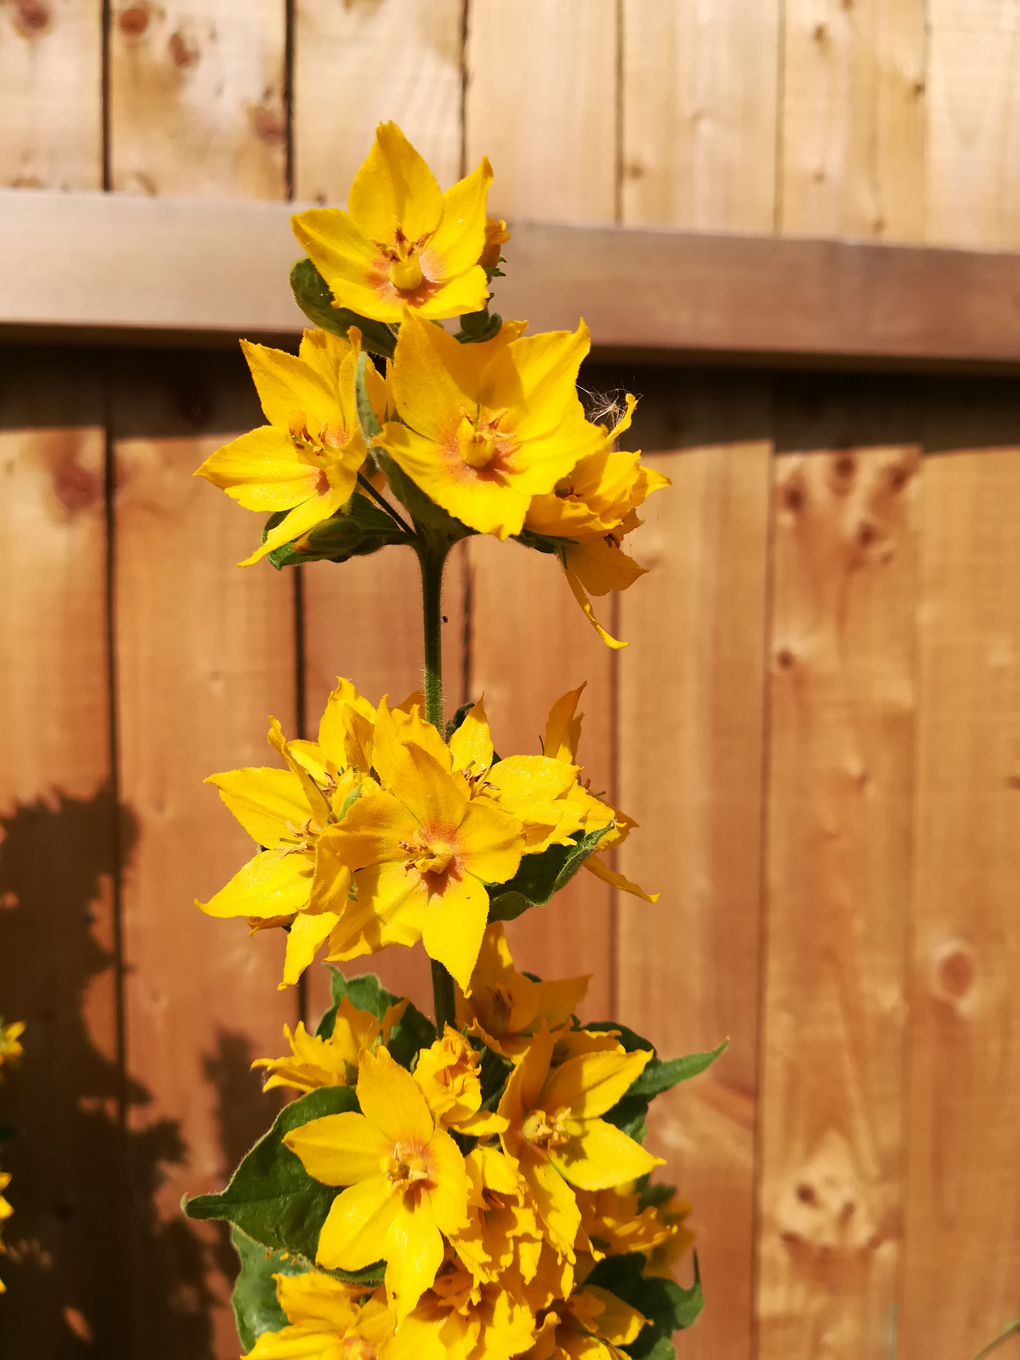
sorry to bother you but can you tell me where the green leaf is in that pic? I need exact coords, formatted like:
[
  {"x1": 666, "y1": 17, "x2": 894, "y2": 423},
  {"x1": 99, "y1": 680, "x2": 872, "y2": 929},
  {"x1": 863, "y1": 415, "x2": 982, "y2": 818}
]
[
  {"x1": 587, "y1": 1252, "x2": 704, "y2": 1352},
  {"x1": 629, "y1": 1335, "x2": 675, "y2": 1360},
  {"x1": 974, "y1": 1320, "x2": 1020, "y2": 1360},
  {"x1": 454, "y1": 307, "x2": 503, "y2": 344},
  {"x1": 183, "y1": 1086, "x2": 374, "y2": 1270},
  {"x1": 487, "y1": 826, "x2": 607, "y2": 923},
  {"x1": 636, "y1": 1180, "x2": 678, "y2": 1212},
  {"x1": 354, "y1": 351, "x2": 383, "y2": 441},
  {"x1": 265, "y1": 493, "x2": 409, "y2": 570},
  {"x1": 290, "y1": 258, "x2": 396, "y2": 359},
  {"x1": 316, "y1": 969, "x2": 435, "y2": 1070},
  {"x1": 326, "y1": 968, "x2": 399, "y2": 1024},
  {"x1": 627, "y1": 1041, "x2": 729, "y2": 1100},
  {"x1": 445, "y1": 700, "x2": 478, "y2": 741},
  {"x1": 230, "y1": 1227, "x2": 306, "y2": 1351}
]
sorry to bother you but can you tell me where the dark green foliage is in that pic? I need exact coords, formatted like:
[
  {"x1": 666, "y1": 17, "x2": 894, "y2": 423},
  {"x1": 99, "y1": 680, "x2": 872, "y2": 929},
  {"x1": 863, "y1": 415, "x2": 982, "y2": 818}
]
[
  {"x1": 487, "y1": 826, "x2": 607, "y2": 923},
  {"x1": 290, "y1": 259, "x2": 396, "y2": 359},
  {"x1": 230, "y1": 1229, "x2": 307, "y2": 1351},
  {"x1": 316, "y1": 969, "x2": 436, "y2": 1070},
  {"x1": 587, "y1": 1251, "x2": 704, "y2": 1358}
]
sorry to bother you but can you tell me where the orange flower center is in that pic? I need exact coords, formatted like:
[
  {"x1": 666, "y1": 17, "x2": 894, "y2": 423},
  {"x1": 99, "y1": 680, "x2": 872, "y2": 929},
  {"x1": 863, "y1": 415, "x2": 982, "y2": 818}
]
[
  {"x1": 401, "y1": 830, "x2": 456, "y2": 878},
  {"x1": 342, "y1": 1339, "x2": 377, "y2": 1360},
  {"x1": 521, "y1": 1107, "x2": 571, "y2": 1153},
  {"x1": 386, "y1": 1139, "x2": 434, "y2": 1199}
]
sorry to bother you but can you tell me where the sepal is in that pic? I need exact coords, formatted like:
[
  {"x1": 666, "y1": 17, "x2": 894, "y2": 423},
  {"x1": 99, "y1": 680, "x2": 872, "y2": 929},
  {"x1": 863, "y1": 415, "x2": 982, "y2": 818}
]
[
  {"x1": 290, "y1": 258, "x2": 396, "y2": 359},
  {"x1": 486, "y1": 825, "x2": 607, "y2": 923},
  {"x1": 263, "y1": 493, "x2": 410, "y2": 569}
]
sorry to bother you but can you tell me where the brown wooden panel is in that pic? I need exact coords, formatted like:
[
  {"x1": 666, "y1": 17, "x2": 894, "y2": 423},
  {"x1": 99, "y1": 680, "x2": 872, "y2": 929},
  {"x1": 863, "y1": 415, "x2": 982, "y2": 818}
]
[
  {"x1": 780, "y1": 0, "x2": 925, "y2": 242},
  {"x1": 899, "y1": 449, "x2": 1020, "y2": 1358},
  {"x1": 0, "y1": 352, "x2": 119, "y2": 1353},
  {"x1": 616, "y1": 441, "x2": 771, "y2": 1360},
  {"x1": 0, "y1": 0, "x2": 103, "y2": 190},
  {"x1": 466, "y1": 536, "x2": 614, "y2": 1023},
  {"x1": 107, "y1": 0, "x2": 287, "y2": 199},
  {"x1": 927, "y1": 0, "x2": 1020, "y2": 249},
  {"x1": 293, "y1": 0, "x2": 463, "y2": 204},
  {"x1": 301, "y1": 543, "x2": 468, "y2": 1024},
  {"x1": 112, "y1": 357, "x2": 298, "y2": 1353},
  {"x1": 757, "y1": 447, "x2": 919, "y2": 1359},
  {"x1": 621, "y1": 0, "x2": 780, "y2": 233},
  {"x1": 466, "y1": 0, "x2": 618, "y2": 225}
]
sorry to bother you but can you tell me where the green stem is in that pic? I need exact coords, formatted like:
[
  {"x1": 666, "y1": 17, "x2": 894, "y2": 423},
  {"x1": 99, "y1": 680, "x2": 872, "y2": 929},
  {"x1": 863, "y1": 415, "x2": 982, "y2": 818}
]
[{"x1": 417, "y1": 540, "x2": 457, "y2": 1033}]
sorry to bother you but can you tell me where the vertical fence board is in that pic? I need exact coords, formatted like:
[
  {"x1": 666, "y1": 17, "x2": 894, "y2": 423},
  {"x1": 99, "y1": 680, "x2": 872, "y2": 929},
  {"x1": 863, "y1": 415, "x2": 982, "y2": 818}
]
[
  {"x1": 779, "y1": 0, "x2": 926, "y2": 241},
  {"x1": 293, "y1": 0, "x2": 463, "y2": 203},
  {"x1": 616, "y1": 441, "x2": 771, "y2": 1360},
  {"x1": 621, "y1": 0, "x2": 780, "y2": 232},
  {"x1": 466, "y1": 0, "x2": 618, "y2": 224},
  {"x1": 108, "y1": 0, "x2": 287, "y2": 198},
  {"x1": 467, "y1": 538, "x2": 614, "y2": 1021},
  {"x1": 0, "y1": 352, "x2": 118, "y2": 1354},
  {"x1": 899, "y1": 449, "x2": 1020, "y2": 1359},
  {"x1": 301, "y1": 544, "x2": 468, "y2": 1023},
  {"x1": 113, "y1": 358, "x2": 298, "y2": 1355},
  {"x1": 926, "y1": 0, "x2": 1020, "y2": 249},
  {"x1": 0, "y1": 0, "x2": 103, "y2": 189},
  {"x1": 757, "y1": 447, "x2": 918, "y2": 1360}
]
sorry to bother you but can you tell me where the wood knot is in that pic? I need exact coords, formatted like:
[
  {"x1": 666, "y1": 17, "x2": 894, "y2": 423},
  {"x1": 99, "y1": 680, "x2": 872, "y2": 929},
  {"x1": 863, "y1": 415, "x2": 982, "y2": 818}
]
[
  {"x1": 775, "y1": 645, "x2": 797, "y2": 672},
  {"x1": 14, "y1": 0, "x2": 51, "y2": 35},
  {"x1": 813, "y1": 22, "x2": 827, "y2": 43},
  {"x1": 54, "y1": 462, "x2": 100, "y2": 513},
  {"x1": 623, "y1": 159, "x2": 645, "y2": 181},
  {"x1": 776, "y1": 1132, "x2": 878, "y2": 1256},
  {"x1": 169, "y1": 26, "x2": 200, "y2": 70},
  {"x1": 118, "y1": 4, "x2": 150, "y2": 37},
  {"x1": 856, "y1": 519, "x2": 877, "y2": 548},
  {"x1": 782, "y1": 481, "x2": 804, "y2": 512},
  {"x1": 251, "y1": 100, "x2": 287, "y2": 146},
  {"x1": 932, "y1": 941, "x2": 977, "y2": 1007}
]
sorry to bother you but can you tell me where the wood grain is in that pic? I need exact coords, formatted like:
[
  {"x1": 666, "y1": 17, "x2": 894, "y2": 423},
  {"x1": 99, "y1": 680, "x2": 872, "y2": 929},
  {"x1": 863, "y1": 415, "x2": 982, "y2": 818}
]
[
  {"x1": 899, "y1": 449, "x2": 1020, "y2": 1359},
  {"x1": 301, "y1": 543, "x2": 468, "y2": 1024},
  {"x1": 466, "y1": 0, "x2": 618, "y2": 224},
  {"x1": 926, "y1": 0, "x2": 1020, "y2": 249},
  {"x1": 616, "y1": 442, "x2": 772, "y2": 1360},
  {"x1": 293, "y1": 0, "x2": 463, "y2": 204},
  {"x1": 0, "y1": 352, "x2": 118, "y2": 1352},
  {"x1": 780, "y1": 0, "x2": 925, "y2": 241},
  {"x1": 466, "y1": 536, "x2": 614, "y2": 1023},
  {"x1": 0, "y1": 0, "x2": 103, "y2": 190},
  {"x1": 107, "y1": 0, "x2": 287, "y2": 198},
  {"x1": 621, "y1": 0, "x2": 780, "y2": 232},
  {"x1": 112, "y1": 358, "x2": 299, "y2": 1351},
  {"x1": 757, "y1": 447, "x2": 919, "y2": 1359},
  {"x1": 9, "y1": 192, "x2": 1020, "y2": 371}
]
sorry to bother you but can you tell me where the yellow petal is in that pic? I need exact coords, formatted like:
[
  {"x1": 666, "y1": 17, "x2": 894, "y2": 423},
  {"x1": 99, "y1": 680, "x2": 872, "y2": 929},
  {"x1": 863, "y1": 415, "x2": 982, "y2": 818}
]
[
  {"x1": 389, "y1": 311, "x2": 486, "y2": 446},
  {"x1": 357, "y1": 1046, "x2": 434, "y2": 1145},
  {"x1": 542, "y1": 1048, "x2": 653, "y2": 1121},
  {"x1": 206, "y1": 767, "x2": 310, "y2": 847},
  {"x1": 284, "y1": 1112, "x2": 391, "y2": 1186},
  {"x1": 291, "y1": 206, "x2": 382, "y2": 311},
  {"x1": 544, "y1": 685, "x2": 586, "y2": 764},
  {"x1": 422, "y1": 872, "x2": 490, "y2": 993},
  {"x1": 564, "y1": 567, "x2": 628, "y2": 649},
  {"x1": 245, "y1": 1322, "x2": 345, "y2": 1358},
  {"x1": 424, "y1": 1124, "x2": 470, "y2": 1237},
  {"x1": 348, "y1": 122, "x2": 444, "y2": 248},
  {"x1": 489, "y1": 323, "x2": 592, "y2": 443},
  {"x1": 196, "y1": 427, "x2": 319, "y2": 510},
  {"x1": 241, "y1": 338, "x2": 341, "y2": 433},
  {"x1": 274, "y1": 1270, "x2": 366, "y2": 1329},
  {"x1": 382, "y1": 1196, "x2": 445, "y2": 1318},
  {"x1": 583, "y1": 854, "x2": 658, "y2": 903},
  {"x1": 448, "y1": 699, "x2": 494, "y2": 774},
  {"x1": 326, "y1": 860, "x2": 427, "y2": 960},
  {"x1": 197, "y1": 848, "x2": 311, "y2": 919},
  {"x1": 281, "y1": 911, "x2": 339, "y2": 988},
  {"x1": 483, "y1": 754, "x2": 578, "y2": 809},
  {"x1": 457, "y1": 800, "x2": 524, "y2": 883},
  {"x1": 315, "y1": 1175, "x2": 401, "y2": 1270},
  {"x1": 525, "y1": 1153, "x2": 581, "y2": 1258},
  {"x1": 321, "y1": 789, "x2": 417, "y2": 870},
  {"x1": 424, "y1": 156, "x2": 493, "y2": 277},
  {"x1": 581, "y1": 1285, "x2": 648, "y2": 1345},
  {"x1": 550, "y1": 1118, "x2": 664, "y2": 1191},
  {"x1": 566, "y1": 538, "x2": 648, "y2": 597},
  {"x1": 240, "y1": 483, "x2": 350, "y2": 567}
]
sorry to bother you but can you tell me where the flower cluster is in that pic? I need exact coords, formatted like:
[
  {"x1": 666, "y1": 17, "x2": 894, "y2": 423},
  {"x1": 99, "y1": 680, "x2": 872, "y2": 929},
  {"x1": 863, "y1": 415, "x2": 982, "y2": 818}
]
[
  {"x1": 198, "y1": 680, "x2": 654, "y2": 992},
  {"x1": 185, "y1": 120, "x2": 715, "y2": 1360},
  {"x1": 0, "y1": 1018, "x2": 24, "y2": 1293},
  {"x1": 196, "y1": 122, "x2": 668, "y2": 648}
]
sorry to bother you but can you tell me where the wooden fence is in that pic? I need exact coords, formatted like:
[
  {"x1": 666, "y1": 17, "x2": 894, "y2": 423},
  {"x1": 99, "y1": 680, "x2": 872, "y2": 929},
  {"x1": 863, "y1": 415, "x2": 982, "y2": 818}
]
[{"x1": 2, "y1": 353, "x2": 1019, "y2": 1360}]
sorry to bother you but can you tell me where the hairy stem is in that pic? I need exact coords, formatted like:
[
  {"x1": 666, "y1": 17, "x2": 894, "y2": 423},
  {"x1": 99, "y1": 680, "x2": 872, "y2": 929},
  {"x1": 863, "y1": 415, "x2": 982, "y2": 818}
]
[{"x1": 418, "y1": 540, "x2": 457, "y2": 1032}]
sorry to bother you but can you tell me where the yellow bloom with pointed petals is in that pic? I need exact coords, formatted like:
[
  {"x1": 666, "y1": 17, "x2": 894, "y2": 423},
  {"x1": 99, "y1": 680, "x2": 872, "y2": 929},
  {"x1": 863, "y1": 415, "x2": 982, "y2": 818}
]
[
  {"x1": 284, "y1": 1048, "x2": 468, "y2": 1319},
  {"x1": 319, "y1": 703, "x2": 525, "y2": 991},
  {"x1": 450, "y1": 1145, "x2": 545, "y2": 1290},
  {"x1": 0, "y1": 1019, "x2": 24, "y2": 1077},
  {"x1": 457, "y1": 924, "x2": 589, "y2": 1060},
  {"x1": 383, "y1": 1257, "x2": 539, "y2": 1360},
  {"x1": 413, "y1": 1026, "x2": 507, "y2": 1137},
  {"x1": 525, "y1": 397, "x2": 670, "y2": 650},
  {"x1": 544, "y1": 688, "x2": 657, "y2": 904},
  {"x1": 575, "y1": 1186, "x2": 673, "y2": 1259},
  {"x1": 243, "y1": 1273, "x2": 391, "y2": 1360},
  {"x1": 292, "y1": 123, "x2": 493, "y2": 323},
  {"x1": 252, "y1": 994, "x2": 407, "y2": 1095},
  {"x1": 196, "y1": 327, "x2": 384, "y2": 566},
  {"x1": 0, "y1": 1170, "x2": 11, "y2": 1293},
  {"x1": 527, "y1": 1285, "x2": 647, "y2": 1360},
  {"x1": 377, "y1": 312, "x2": 606, "y2": 540},
  {"x1": 498, "y1": 1025, "x2": 663, "y2": 1259}
]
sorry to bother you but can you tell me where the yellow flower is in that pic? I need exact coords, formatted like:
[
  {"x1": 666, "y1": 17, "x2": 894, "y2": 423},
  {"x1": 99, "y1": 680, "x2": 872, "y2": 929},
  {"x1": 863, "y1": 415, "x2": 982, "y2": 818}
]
[
  {"x1": 292, "y1": 122, "x2": 493, "y2": 324},
  {"x1": 0, "y1": 1170, "x2": 11, "y2": 1293},
  {"x1": 526, "y1": 1285, "x2": 647, "y2": 1360},
  {"x1": 524, "y1": 397, "x2": 670, "y2": 650},
  {"x1": 383, "y1": 1257, "x2": 539, "y2": 1360},
  {"x1": 197, "y1": 714, "x2": 361, "y2": 987},
  {"x1": 480, "y1": 217, "x2": 511, "y2": 273},
  {"x1": 413, "y1": 1026, "x2": 507, "y2": 1137},
  {"x1": 243, "y1": 1273, "x2": 392, "y2": 1359},
  {"x1": 643, "y1": 1192, "x2": 694, "y2": 1278},
  {"x1": 318, "y1": 701, "x2": 525, "y2": 991},
  {"x1": 196, "y1": 328, "x2": 383, "y2": 566},
  {"x1": 457, "y1": 924, "x2": 589, "y2": 1060},
  {"x1": 498, "y1": 1026, "x2": 663, "y2": 1260},
  {"x1": 543, "y1": 688, "x2": 657, "y2": 904},
  {"x1": 376, "y1": 313, "x2": 606, "y2": 540},
  {"x1": 575, "y1": 1187, "x2": 673, "y2": 1259},
  {"x1": 0, "y1": 1019, "x2": 24, "y2": 1077},
  {"x1": 284, "y1": 1048, "x2": 468, "y2": 1319},
  {"x1": 252, "y1": 994, "x2": 408, "y2": 1095},
  {"x1": 450, "y1": 1145, "x2": 546, "y2": 1292}
]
